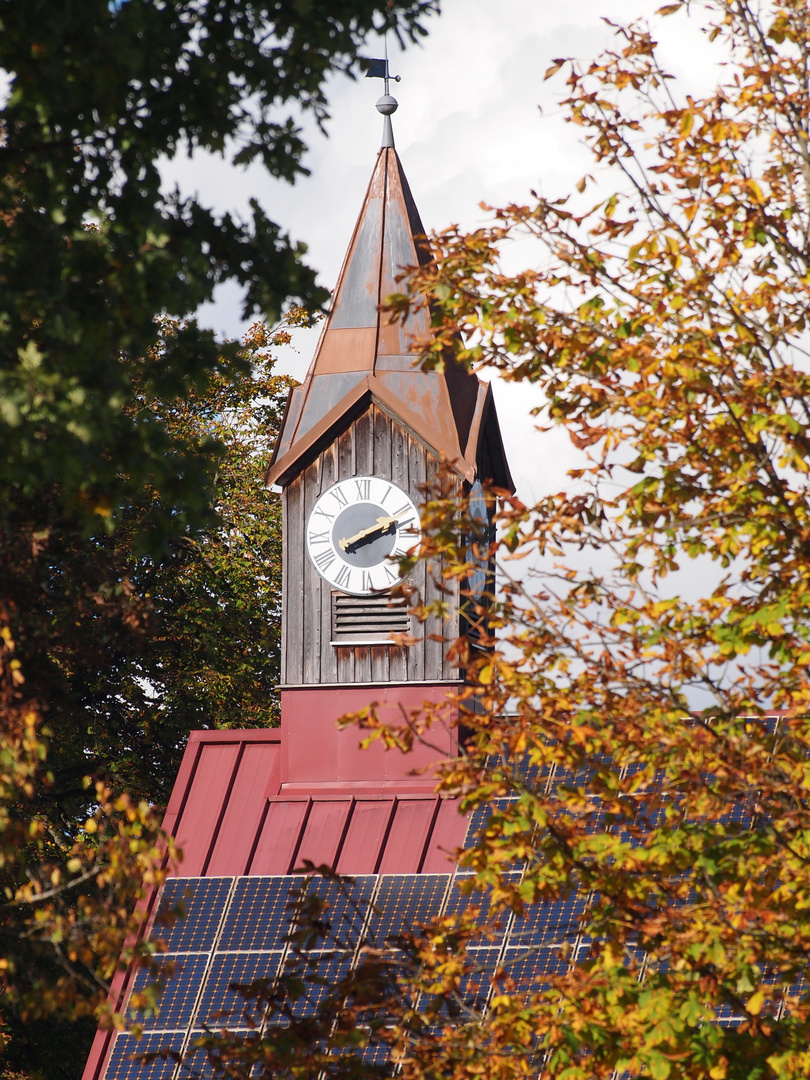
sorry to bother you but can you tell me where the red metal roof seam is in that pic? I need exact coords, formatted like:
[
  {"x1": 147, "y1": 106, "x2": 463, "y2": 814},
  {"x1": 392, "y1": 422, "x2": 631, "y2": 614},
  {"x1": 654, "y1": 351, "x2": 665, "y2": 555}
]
[
  {"x1": 242, "y1": 787, "x2": 272, "y2": 877},
  {"x1": 330, "y1": 796, "x2": 357, "y2": 872},
  {"x1": 372, "y1": 796, "x2": 399, "y2": 874},
  {"x1": 285, "y1": 796, "x2": 314, "y2": 874},
  {"x1": 416, "y1": 796, "x2": 443, "y2": 874},
  {"x1": 199, "y1": 739, "x2": 247, "y2": 877}
]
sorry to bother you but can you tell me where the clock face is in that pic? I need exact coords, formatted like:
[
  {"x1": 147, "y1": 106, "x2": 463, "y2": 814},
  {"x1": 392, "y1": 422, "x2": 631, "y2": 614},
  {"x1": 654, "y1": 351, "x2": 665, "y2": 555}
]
[{"x1": 305, "y1": 476, "x2": 421, "y2": 595}]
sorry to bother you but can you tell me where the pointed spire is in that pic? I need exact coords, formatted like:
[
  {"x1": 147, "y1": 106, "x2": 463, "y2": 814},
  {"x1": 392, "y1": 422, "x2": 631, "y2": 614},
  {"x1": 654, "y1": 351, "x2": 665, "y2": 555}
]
[{"x1": 266, "y1": 100, "x2": 513, "y2": 494}]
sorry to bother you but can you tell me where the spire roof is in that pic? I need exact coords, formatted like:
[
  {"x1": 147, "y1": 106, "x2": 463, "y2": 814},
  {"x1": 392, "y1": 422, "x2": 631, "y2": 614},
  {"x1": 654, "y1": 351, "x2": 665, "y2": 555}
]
[{"x1": 267, "y1": 144, "x2": 508, "y2": 488}]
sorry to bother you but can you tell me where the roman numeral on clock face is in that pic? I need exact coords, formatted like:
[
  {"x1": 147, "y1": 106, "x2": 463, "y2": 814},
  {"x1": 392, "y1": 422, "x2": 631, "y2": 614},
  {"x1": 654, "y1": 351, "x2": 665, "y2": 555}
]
[
  {"x1": 334, "y1": 564, "x2": 352, "y2": 589},
  {"x1": 355, "y1": 478, "x2": 371, "y2": 500},
  {"x1": 313, "y1": 548, "x2": 336, "y2": 572}
]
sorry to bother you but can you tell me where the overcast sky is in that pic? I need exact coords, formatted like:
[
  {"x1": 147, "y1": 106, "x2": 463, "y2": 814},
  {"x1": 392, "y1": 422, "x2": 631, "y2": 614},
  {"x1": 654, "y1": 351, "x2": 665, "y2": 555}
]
[{"x1": 164, "y1": 0, "x2": 721, "y2": 503}]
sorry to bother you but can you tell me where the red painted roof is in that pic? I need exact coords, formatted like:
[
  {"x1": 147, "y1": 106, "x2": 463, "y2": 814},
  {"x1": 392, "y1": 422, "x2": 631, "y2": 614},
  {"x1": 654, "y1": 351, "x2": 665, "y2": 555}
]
[{"x1": 163, "y1": 729, "x2": 468, "y2": 880}]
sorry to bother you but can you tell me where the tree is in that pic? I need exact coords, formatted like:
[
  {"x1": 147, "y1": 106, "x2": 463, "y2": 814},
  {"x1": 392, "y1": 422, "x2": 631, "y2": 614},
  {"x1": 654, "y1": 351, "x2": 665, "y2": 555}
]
[{"x1": 372, "y1": 2, "x2": 810, "y2": 1077}]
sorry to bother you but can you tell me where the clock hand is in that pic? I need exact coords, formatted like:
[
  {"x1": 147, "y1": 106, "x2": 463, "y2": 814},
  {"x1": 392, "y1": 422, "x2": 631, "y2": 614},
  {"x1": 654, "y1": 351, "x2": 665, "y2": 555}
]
[{"x1": 339, "y1": 514, "x2": 399, "y2": 552}]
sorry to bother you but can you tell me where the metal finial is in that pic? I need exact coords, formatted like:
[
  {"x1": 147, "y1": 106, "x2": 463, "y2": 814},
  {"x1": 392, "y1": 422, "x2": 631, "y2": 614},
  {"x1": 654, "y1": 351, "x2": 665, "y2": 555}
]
[{"x1": 364, "y1": 36, "x2": 400, "y2": 148}]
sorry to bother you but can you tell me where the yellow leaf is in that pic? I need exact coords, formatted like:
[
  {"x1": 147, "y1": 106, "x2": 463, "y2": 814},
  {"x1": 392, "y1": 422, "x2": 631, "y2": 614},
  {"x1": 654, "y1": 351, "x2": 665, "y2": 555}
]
[
  {"x1": 747, "y1": 989, "x2": 765, "y2": 1015},
  {"x1": 747, "y1": 178, "x2": 766, "y2": 204}
]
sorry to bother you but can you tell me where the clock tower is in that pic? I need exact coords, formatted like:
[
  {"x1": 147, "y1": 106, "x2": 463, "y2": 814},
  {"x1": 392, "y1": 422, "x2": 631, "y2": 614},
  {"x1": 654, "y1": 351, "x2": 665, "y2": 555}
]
[{"x1": 265, "y1": 94, "x2": 512, "y2": 793}]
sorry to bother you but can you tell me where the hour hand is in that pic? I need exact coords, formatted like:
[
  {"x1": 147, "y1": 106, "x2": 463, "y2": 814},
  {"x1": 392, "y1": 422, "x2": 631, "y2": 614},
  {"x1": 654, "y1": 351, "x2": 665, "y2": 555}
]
[{"x1": 339, "y1": 515, "x2": 397, "y2": 552}]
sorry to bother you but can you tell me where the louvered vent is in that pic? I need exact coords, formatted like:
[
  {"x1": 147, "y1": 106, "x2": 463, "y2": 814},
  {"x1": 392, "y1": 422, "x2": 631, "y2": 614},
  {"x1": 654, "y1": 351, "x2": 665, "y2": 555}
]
[{"x1": 331, "y1": 592, "x2": 411, "y2": 645}]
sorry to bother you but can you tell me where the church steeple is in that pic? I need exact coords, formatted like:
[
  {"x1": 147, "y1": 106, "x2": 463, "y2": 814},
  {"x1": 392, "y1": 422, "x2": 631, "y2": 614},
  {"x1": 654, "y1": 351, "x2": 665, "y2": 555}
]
[{"x1": 266, "y1": 91, "x2": 512, "y2": 792}]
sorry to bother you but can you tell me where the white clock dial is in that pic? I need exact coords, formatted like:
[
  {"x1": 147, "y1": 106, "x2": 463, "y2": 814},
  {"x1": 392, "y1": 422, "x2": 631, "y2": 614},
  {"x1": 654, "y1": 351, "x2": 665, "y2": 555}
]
[{"x1": 305, "y1": 476, "x2": 421, "y2": 596}]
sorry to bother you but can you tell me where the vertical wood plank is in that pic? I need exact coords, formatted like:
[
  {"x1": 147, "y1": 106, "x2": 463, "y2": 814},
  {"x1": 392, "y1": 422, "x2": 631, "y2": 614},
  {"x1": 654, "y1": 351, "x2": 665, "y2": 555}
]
[
  {"x1": 319, "y1": 443, "x2": 339, "y2": 683},
  {"x1": 336, "y1": 419, "x2": 357, "y2": 684},
  {"x1": 409, "y1": 439, "x2": 429, "y2": 681},
  {"x1": 423, "y1": 452, "x2": 446, "y2": 682},
  {"x1": 302, "y1": 456, "x2": 323, "y2": 684}
]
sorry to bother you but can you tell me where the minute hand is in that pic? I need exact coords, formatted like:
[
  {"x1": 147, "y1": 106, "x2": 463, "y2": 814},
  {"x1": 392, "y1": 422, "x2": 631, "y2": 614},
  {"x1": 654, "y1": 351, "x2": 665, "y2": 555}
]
[{"x1": 339, "y1": 515, "x2": 400, "y2": 552}]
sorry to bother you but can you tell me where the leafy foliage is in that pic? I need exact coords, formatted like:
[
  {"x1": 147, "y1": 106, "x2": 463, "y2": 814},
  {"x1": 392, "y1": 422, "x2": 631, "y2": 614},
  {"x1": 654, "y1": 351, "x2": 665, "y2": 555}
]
[
  {"x1": 377, "y1": 2, "x2": 810, "y2": 1077},
  {"x1": 0, "y1": 0, "x2": 437, "y2": 539},
  {"x1": 0, "y1": 623, "x2": 175, "y2": 1035}
]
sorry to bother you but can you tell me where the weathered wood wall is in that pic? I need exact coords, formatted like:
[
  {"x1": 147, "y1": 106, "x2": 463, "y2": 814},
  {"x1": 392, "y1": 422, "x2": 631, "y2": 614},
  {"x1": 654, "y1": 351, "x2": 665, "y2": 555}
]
[{"x1": 281, "y1": 404, "x2": 461, "y2": 687}]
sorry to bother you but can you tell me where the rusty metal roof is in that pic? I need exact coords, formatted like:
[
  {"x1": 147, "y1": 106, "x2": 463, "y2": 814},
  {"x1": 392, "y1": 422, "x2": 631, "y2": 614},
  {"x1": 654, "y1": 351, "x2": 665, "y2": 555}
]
[{"x1": 266, "y1": 147, "x2": 513, "y2": 491}]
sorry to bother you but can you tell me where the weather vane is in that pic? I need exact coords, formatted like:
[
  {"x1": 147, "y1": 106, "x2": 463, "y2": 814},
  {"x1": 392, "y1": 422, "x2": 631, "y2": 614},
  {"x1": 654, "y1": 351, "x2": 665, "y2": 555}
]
[{"x1": 364, "y1": 38, "x2": 400, "y2": 147}]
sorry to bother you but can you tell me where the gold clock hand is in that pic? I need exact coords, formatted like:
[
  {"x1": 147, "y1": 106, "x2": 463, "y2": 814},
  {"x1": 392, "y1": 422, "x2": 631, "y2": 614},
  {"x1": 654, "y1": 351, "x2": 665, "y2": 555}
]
[{"x1": 339, "y1": 515, "x2": 399, "y2": 551}]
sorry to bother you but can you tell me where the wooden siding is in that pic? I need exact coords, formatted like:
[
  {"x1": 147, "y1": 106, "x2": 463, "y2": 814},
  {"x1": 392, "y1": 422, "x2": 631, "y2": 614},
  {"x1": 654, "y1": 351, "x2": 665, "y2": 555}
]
[{"x1": 282, "y1": 404, "x2": 460, "y2": 686}]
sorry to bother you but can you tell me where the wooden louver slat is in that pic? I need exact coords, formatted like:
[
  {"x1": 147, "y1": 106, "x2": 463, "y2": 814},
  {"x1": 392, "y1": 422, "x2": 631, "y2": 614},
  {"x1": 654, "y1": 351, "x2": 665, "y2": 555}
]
[{"x1": 332, "y1": 593, "x2": 411, "y2": 645}]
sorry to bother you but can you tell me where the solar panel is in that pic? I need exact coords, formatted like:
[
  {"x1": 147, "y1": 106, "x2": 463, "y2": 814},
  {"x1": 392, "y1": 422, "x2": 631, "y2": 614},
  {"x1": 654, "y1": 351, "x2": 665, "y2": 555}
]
[
  {"x1": 301, "y1": 874, "x2": 377, "y2": 950},
  {"x1": 506, "y1": 889, "x2": 587, "y2": 951},
  {"x1": 441, "y1": 873, "x2": 516, "y2": 947},
  {"x1": 462, "y1": 797, "x2": 519, "y2": 849},
  {"x1": 194, "y1": 952, "x2": 285, "y2": 1029},
  {"x1": 152, "y1": 877, "x2": 232, "y2": 953},
  {"x1": 419, "y1": 945, "x2": 501, "y2": 1019},
  {"x1": 365, "y1": 875, "x2": 450, "y2": 946},
  {"x1": 103, "y1": 1032, "x2": 185, "y2": 1080},
  {"x1": 500, "y1": 945, "x2": 568, "y2": 996},
  {"x1": 128, "y1": 955, "x2": 208, "y2": 1031},
  {"x1": 181, "y1": 1033, "x2": 266, "y2": 1080},
  {"x1": 279, "y1": 950, "x2": 354, "y2": 1018},
  {"x1": 218, "y1": 876, "x2": 306, "y2": 952}
]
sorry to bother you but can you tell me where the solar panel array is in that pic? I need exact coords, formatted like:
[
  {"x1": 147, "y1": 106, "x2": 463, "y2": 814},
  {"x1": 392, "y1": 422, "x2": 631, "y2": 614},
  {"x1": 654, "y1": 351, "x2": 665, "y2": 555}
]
[
  {"x1": 101, "y1": 821, "x2": 590, "y2": 1079},
  {"x1": 101, "y1": 730, "x2": 779, "y2": 1080}
]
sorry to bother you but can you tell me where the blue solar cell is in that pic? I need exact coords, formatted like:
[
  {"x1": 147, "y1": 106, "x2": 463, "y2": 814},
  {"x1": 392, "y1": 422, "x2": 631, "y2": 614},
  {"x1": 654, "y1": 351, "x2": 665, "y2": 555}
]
[
  {"x1": 103, "y1": 1031, "x2": 185, "y2": 1080},
  {"x1": 182, "y1": 1033, "x2": 265, "y2": 1078},
  {"x1": 218, "y1": 876, "x2": 306, "y2": 952},
  {"x1": 301, "y1": 875, "x2": 377, "y2": 950},
  {"x1": 514, "y1": 753, "x2": 554, "y2": 792},
  {"x1": 128, "y1": 955, "x2": 208, "y2": 1031},
  {"x1": 365, "y1": 875, "x2": 450, "y2": 945},
  {"x1": 280, "y1": 950, "x2": 354, "y2": 1018},
  {"x1": 354, "y1": 1043, "x2": 392, "y2": 1066},
  {"x1": 499, "y1": 945, "x2": 568, "y2": 997},
  {"x1": 195, "y1": 952, "x2": 284, "y2": 1029},
  {"x1": 152, "y1": 877, "x2": 232, "y2": 953},
  {"x1": 462, "y1": 798, "x2": 519, "y2": 849},
  {"x1": 506, "y1": 889, "x2": 587, "y2": 951},
  {"x1": 421, "y1": 946, "x2": 500, "y2": 1018},
  {"x1": 441, "y1": 872, "x2": 517, "y2": 946}
]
